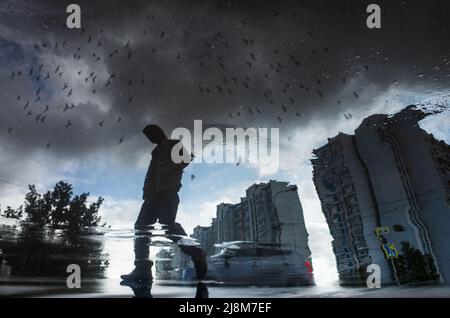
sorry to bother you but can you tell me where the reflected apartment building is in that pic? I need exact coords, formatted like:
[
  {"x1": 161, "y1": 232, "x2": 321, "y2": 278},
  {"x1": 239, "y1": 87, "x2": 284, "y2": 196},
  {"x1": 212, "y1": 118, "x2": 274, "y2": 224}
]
[
  {"x1": 312, "y1": 106, "x2": 450, "y2": 285},
  {"x1": 192, "y1": 181, "x2": 311, "y2": 260}
]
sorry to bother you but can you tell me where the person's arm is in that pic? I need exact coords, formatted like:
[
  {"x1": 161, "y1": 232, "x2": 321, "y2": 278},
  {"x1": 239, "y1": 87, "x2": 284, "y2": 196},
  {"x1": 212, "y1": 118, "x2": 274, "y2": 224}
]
[
  {"x1": 171, "y1": 140, "x2": 193, "y2": 169},
  {"x1": 180, "y1": 146, "x2": 194, "y2": 169}
]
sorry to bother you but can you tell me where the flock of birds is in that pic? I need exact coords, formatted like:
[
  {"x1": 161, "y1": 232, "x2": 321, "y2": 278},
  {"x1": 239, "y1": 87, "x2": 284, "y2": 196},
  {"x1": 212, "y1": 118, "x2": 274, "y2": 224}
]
[{"x1": 3, "y1": 8, "x2": 449, "y2": 156}]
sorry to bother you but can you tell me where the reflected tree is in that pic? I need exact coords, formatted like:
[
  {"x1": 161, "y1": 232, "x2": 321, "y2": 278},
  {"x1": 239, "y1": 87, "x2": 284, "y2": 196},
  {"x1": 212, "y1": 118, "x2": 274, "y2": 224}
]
[
  {"x1": 0, "y1": 181, "x2": 108, "y2": 278},
  {"x1": 393, "y1": 241, "x2": 439, "y2": 284},
  {"x1": 1, "y1": 205, "x2": 23, "y2": 219}
]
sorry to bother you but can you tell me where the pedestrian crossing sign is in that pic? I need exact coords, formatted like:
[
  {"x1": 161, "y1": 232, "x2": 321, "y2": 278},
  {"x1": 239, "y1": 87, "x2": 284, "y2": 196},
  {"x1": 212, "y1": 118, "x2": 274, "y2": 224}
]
[{"x1": 382, "y1": 243, "x2": 398, "y2": 259}]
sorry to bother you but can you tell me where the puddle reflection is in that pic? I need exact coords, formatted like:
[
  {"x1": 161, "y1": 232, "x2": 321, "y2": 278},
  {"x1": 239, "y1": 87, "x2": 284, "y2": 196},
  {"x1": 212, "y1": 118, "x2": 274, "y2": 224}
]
[{"x1": 1, "y1": 222, "x2": 313, "y2": 297}]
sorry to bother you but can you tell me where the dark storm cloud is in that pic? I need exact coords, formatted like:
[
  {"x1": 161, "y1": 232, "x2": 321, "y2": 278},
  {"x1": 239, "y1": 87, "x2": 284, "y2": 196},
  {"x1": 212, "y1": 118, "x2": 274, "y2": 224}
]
[{"x1": 1, "y1": 0, "x2": 450, "y2": 169}]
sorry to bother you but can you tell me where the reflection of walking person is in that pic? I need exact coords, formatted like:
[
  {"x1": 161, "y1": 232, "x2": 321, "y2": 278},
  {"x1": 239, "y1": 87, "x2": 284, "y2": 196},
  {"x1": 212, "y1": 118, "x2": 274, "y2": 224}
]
[{"x1": 121, "y1": 125, "x2": 207, "y2": 284}]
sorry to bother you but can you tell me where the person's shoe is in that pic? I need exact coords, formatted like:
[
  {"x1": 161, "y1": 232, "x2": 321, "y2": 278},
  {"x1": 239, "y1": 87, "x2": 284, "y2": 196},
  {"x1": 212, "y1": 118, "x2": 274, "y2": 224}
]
[
  {"x1": 120, "y1": 280, "x2": 153, "y2": 298},
  {"x1": 120, "y1": 262, "x2": 153, "y2": 281},
  {"x1": 131, "y1": 286, "x2": 153, "y2": 298},
  {"x1": 195, "y1": 282, "x2": 209, "y2": 298}
]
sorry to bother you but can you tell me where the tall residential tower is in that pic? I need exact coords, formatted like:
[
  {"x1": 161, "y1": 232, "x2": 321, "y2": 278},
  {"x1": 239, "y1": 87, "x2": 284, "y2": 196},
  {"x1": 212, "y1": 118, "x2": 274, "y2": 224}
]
[{"x1": 312, "y1": 106, "x2": 450, "y2": 284}]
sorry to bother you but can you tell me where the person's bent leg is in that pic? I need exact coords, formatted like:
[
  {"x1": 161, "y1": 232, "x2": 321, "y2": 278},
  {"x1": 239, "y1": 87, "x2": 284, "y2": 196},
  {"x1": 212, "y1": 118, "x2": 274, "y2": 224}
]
[
  {"x1": 158, "y1": 190, "x2": 208, "y2": 279},
  {"x1": 135, "y1": 199, "x2": 158, "y2": 227}
]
